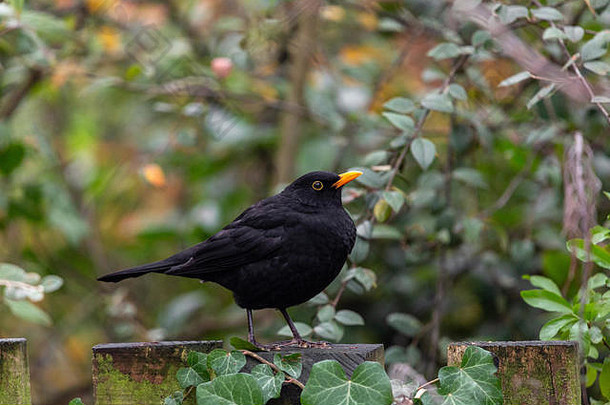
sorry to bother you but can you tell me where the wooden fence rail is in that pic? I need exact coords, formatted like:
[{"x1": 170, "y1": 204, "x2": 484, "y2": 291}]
[{"x1": 0, "y1": 338, "x2": 31, "y2": 405}]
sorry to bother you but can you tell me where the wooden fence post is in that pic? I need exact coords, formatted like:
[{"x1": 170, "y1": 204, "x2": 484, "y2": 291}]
[
  {"x1": 0, "y1": 338, "x2": 31, "y2": 405},
  {"x1": 447, "y1": 340, "x2": 580, "y2": 405},
  {"x1": 242, "y1": 343, "x2": 385, "y2": 405},
  {"x1": 92, "y1": 340, "x2": 222, "y2": 405}
]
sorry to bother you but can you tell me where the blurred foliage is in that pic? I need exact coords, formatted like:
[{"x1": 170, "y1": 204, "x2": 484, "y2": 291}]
[{"x1": 0, "y1": 0, "x2": 609, "y2": 403}]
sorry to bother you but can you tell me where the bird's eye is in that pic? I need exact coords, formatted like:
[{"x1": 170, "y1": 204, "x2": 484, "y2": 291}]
[{"x1": 312, "y1": 181, "x2": 323, "y2": 191}]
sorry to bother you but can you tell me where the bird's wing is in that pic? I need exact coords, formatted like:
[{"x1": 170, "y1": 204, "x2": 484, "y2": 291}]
[{"x1": 164, "y1": 200, "x2": 286, "y2": 278}]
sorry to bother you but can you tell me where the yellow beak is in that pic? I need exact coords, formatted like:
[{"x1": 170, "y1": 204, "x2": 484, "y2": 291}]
[{"x1": 332, "y1": 171, "x2": 363, "y2": 188}]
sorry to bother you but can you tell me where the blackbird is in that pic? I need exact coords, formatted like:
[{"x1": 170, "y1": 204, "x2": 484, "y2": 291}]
[{"x1": 98, "y1": 170, "x2": 362, "y2": 348}]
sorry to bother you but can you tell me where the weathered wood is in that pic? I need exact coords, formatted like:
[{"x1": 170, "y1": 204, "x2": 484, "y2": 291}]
[
  {"x1": 447, "y1": 340, "x2": 580, "y2": 405},
  {"x1": 242, "y1": 344, "x2": 385, "y2": 405},
  {"x1": 92, "y1": 340, "x2": 222, "y2": 405},
  {"x1": 0, "y1": 338, "x2": 31, "y2": 405}
]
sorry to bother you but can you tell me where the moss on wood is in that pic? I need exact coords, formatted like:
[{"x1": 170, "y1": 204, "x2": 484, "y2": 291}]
[{"x1": 0, "y1": 338, "x2": 31, "y2": 405}]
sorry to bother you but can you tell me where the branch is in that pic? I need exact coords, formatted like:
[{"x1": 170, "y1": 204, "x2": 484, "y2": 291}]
[
  {"x1": 241, "y1": 350, "x2": 306, "y2": 389},
  {"x1": 0, "y1": 68, "x2": 43, "y2": 119}
]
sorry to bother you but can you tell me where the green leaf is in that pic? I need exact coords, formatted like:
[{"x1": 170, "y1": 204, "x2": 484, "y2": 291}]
[
  {"x1": 600, "y1": 357, "x2": 610, "y2": 399},
  {"x1": 301, "y1": 361, "x2": 393, "y2": 405},
  {"x1": 427, "y1": 43, "x2": 462, "y2": 60},
  {"x1": 317, "y1": 304, "x2": 336, "y2": 322},
  {"x1": 539, "y1": 314, "x2": 578, "y2": 340},
  {"x1": 334, "y1": 309, "x2": 365, "y2": 326},
  {"x1": 410, "y1": 138, "x2": 436, "y2": 170},
  {"x1": 581, "y1": 36, "x2": 608, "y2": 62},
  {"x1": 527, "y1": 84, "x2": 556, "y2": 109},
  {"x1": 453, "y1": 168, "x2": 487, "y2": 188},
  {"x1": 5, "y1": 299, "x2": 51, "y2": 326},
  {"x1": 251, "y1": 364, "x2": 283, "y2": 403},
  {"x1": 437, "y1": 346, "x2": 502, "y2": 405},
  {"x1": 543, "y1": 27, "x2": 566, "y2": 41},
  {"x1": 563, "y1": 26, "x2": 584, "y2": 42},
  {"x1": 382, "y1": 112, "x2": 415, "y2": 132},
  {"x1": 498, "y1": 5, "x2": 528, "y2": 24},
  {"x1": 344, "y1": 267, "x2": 377, "y2": 291},
  {"x1": 374, "y1": 199, "x2": 392, "y2": 223},
  {"x1": 313, "y1": 321, "x2": 344, "y2": 342},
  {"x1": 69, "y1": 399, "x2": 86, "y2": 405},
  {"x1": 386, "y1": 313, "x2": 422, "y2": 337},
  {"x1": 308, "y1": 292, "x2": 329, "y2": 305},
  {"x1": 472, "y1": 30, "x2": 492, "y2": 47},
  {"x1": 586, "y1": 364, "x2": 597, "y2": 388},
  {"x1": 0, "y1": 143, "x2": 25, "y2": 176},
  {"x1": 526, "y1": 275, "x2": 562, "y2": 296},
  {"x1": 531, "y1": 7, "x2": 564, "y2": 21},
  {"x1": 229, "y1": 337, "x2": 260, "y2": 351},
  {"x1": 588, "y1": 273, "x2": 608, "y2": 290},
  {"x1": 498, "y1": 71, "x2": 531, "y2": 87},
  {"x1": 207, "y1": 349, "x2": 246, "y2": 376},
  {"x1": 383, "y1": 191, "x2": 405, "y2": 212},
  {"x1": 187, "y1": 351, "x2": 211, "y2": 381},
  {"x1": 177, "y1": 367, "x2": 204, "y2": 389},
  {"x1": 40, "y1": 275, "x2": 63, "y2": 293},
  {"x1": 567, "y1": 239, "x2": 610, "y2": 269},
  {"x1": 196, "y1": 374, "x2": 264, "y2": 405},
  {"x1": 383, "y1": 97, "x2": 415, "y2": 113},
  {"x1": 277, "y1": 322, "x2": 312, "y2": 338},
  {"x1": 448, "y1": 84, "x2": 467, "y2": 100},
  {"x1": 421, "y1": 93, "x2": 453, "y2": 113},
  {"x1": 273, "y1": 353, "x2": 302, "y2": 379},
  {"x1": 371, "y1": 225, "x2": 403, "y2": 240},
  {"x1": 520, "y1": 289, "x2": 573, "y2": 314},
  {"x1": 0, "y1": 263, "x2": 28, "y2": 282},
  {"x1": 349, "y1": 237, "x2": 370, "y2": 264}
]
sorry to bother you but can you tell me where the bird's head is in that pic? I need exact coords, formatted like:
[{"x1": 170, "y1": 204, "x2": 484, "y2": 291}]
[{"x1": 281, "y1": 170, "x2": 362, "y2": 207}]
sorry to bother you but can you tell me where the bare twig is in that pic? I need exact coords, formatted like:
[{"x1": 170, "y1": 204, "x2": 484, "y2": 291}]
[
  {"x1": 241, "y1": 350, "x2": 306, "y2": 389},
  {"x1": 0, "y1": 68, "x2": 43, "y2": 119},
  {"x1": 417, "y1": 377, "x2": 439, "y2": 391}
]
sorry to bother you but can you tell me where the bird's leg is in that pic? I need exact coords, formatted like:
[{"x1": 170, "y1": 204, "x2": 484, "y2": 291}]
[
  {"x1": 246, "y1": 309, "x2": 260, "y2": 346},
  {"x1": 277, "y1": 308, "x2": 331, "y2": 349}
]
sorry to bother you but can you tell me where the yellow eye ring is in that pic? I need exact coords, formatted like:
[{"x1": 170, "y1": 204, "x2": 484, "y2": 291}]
[{"x1": 312, "y1": 181, "x2": 323, "y2": 191}]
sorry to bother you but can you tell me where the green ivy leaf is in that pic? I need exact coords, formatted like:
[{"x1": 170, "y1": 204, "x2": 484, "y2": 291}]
[
  {"x1": 335, "y1": 309, "x2": 365, "y2": 326},
  {"x1": 498, "y1": 71, "x2": 531, "y2": 87},
  {"x1": 437, "y1": 346, "x2": 502, "y2": 405},
  {"x1": 383, "y1": 97, "x2": 415, "y2": 114},
  {"x1": 410, "y1": 138, "x2": 436, "y2": 170},
  {"x1": 251, "y1": 364, "x2": 283, "y2": 403},
  {"x1": 520, "y1": 289, "x2": 573, "y2": 314},
  {"x1": 386, "y1": 313, "x2": 422, "y2": 337},
  {"x1": 301, "y1": 361, "x2": 393, "y2": 405},
  {"x1": 69, "y1": 399, "x2": 86, "y2": 405},
  {"x1": 421, "y1": 93, "x2": 453, "y2": 113},
  {"x1": 0, "y1": 143, "x2": 26, "y2": 176},
  {"x1": 176, "y1": 367, "x2": 204, "y2": 389},
  {"x1": 539, "y1": 314, "x2": 578, "y2": 340},
  {"x1": 273, "y1": 353, "x2": 302, "y2": 379},
  {"x1": 277, "y1": 322, "x2": 313, "y2": 338},
  {"x1": 5, "y1": 299, "x2": 52, "y2": 326},
  {"x1": 229, "y1": 337, "x2": 260, "y2": 351},
  {"x1": 207, "y1": 349, "x2": 246, "y2": 376},
  {"x1": 382, "y1": 112, "x2": 415, "y2": 132},
  {"x1": 531, "y1": 7, "x2": 564, "y2": 21},
  {"x1": 196, "y1": 374, "x2": 264, "y2": 405}
]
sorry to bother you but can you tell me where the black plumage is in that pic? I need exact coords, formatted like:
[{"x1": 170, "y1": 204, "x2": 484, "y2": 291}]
[{"x1": 98, "y1": 170, "x2": 362, "y2": 348}]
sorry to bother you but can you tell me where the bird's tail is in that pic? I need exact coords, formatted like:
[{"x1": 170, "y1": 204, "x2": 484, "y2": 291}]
[{"x1": 97, "y1": 259, "x2": 176, "y2": 282}]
